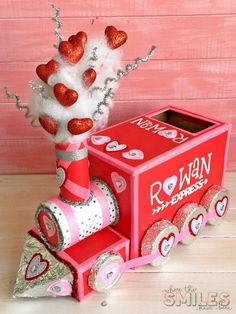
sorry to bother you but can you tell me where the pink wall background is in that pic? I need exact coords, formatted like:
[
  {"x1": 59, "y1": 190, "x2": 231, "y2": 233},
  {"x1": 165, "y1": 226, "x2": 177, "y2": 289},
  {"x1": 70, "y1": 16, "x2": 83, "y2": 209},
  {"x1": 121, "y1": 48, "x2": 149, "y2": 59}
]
[{"x1": 0, "y1": 0, "x2": 235, "y2": 174}]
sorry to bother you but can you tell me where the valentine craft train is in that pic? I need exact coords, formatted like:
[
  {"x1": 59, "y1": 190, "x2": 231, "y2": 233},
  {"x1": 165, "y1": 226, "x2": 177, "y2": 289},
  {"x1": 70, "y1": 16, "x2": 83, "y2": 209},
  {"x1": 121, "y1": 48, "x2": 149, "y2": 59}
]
[{"x1": 11, "y1": 23, "x2": 231, "y2": 302}]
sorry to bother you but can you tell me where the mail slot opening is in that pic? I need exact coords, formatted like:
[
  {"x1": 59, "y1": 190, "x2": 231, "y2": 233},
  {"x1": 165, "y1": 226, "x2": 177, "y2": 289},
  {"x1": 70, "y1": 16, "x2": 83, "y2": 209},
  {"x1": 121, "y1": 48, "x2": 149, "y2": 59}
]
[{"x1": 152, "y1": 109, "x2": 214, "y2": 133}]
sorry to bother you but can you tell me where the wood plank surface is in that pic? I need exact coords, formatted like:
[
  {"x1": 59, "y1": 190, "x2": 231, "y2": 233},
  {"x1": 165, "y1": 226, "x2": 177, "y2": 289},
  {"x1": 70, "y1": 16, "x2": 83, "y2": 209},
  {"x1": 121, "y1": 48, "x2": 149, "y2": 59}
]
[
  {"x1": 1, "y1": 0, "x2": 236, "y2": 18},
  {"x1": 1, "y1": 15, "x2": 236, "y2": 62},
  {"x1": 0, "y1": 172, "x2": 235, "y2": 313}
]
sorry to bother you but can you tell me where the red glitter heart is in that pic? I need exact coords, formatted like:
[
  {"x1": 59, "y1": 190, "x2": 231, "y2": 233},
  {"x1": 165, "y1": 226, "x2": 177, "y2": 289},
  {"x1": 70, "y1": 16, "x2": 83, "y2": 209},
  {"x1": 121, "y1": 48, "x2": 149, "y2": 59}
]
[
  {"x1": 59, "y1": 41, "x2": 84, "y2": 64},
  {"x1": 68, "y1": 118, "x2": 93, "y2": 135},
  {"x1": 105, "y1": 25, "x2": 127, "y2": 49},
  {"x1": 36, "y1": 60, "x2": 59, "y2": 83},
  {"x1": 54, "y1": 83, "x2": 78, "y2": 107},
  {"x1": 82, "y1": 68, "x2": 97, "y2": 88},
  {"x1": 39, "y1": 115, "x2": 57, "y2": 135},
  {"x1": 68, "y1": 31, "x2": 87, "y2": 46}
]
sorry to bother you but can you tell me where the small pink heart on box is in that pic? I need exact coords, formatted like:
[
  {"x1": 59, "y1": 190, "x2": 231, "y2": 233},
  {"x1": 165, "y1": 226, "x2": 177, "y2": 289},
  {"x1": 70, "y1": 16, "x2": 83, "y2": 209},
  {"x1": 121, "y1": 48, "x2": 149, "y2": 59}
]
[
  {"x1": 215, "y1": 196, "x2": 228, "y2": 217},
  {"x1": 189, "y1": 214, "x2": 203, "y2": 236},
  {"x1": 122, "y1": 149, "x2": 144, "y2": 160},
  {"x1": 47, "y1": 280, "x2": 72, "y2": 296},
  {"x1": 111, "y1": 172, "x2": 127, "y2": 193},
  {"x1": 25, "y1": 253, "x2": 49, "y2": 280},
  {"x1": 106, "y1": 141, "x2": 127, "y2": 152},
  {"x1": 91, "y1": 135, "x2": 111, "y2": 145},
  {"x1": 163, "y1": 175, "x2": 177, "y2": 195},
  {"x1": 43, "y1": 215, "x2": 56, "y2": 237},
  {"x1": 158, "y1": 129, "x2": 177, "y2": 139}
]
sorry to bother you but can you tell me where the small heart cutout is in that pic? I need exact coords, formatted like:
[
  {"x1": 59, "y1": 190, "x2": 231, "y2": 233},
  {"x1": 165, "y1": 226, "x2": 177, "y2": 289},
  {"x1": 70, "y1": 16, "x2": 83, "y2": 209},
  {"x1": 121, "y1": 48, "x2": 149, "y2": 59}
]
[
  {"x1": 54, "y1": 83, "x2": 78, "y2": 107},
  {"x1": 36, "y1": 59, "x2": 59, "y2": 84},
  {"x1": 68, "y1": 31, "x2": 87, "y2": 46},
  {"x1": 215, "y1": 196, "x2": 228, "y2": 217},
  {"x1": 48, "y1": 280, "x2": 72, "y2": 296},
  {"x1": 56, "y1": 166, "x2": 66, "y2": 187},
  {"x1": 39, "y1": 115, "x2": 57, "y2": 135},
  {"x1": 25, "y1": 253, "x2": 49, "y2": 280},
  {"x1": 111, "y1": 172, "x2": 127, "y2": 193},
  {"x1": 158, "y1": 129, "x2": 177, "y2": 139},
  {"x1": 68, "y1": 118, "x2": 93, "y2": 135},
  {"x1": 82, "y1": 68, "x2": 97, "y2": 88},
  {"x1": 106, "y1": 141, "x2": 127, "y2": 152},
  {"x1": 43, "y1": 215, "x2": 56, "y2": 237},
  {"x1": 91, "y1": 135, "x2": 111, "y2": 145},
  {"x1": 163, "y1": 175, "x2": 177, "y2": 196},
  {"x1": 189, "y1": 214, "x2": 203, "y2": 236},
  {"x1": 59, "y1": 41, "x2": 84, "y2": 64},
  {"x1": 105, "y1": 25, "x2": 128, "y2": 49},
  {"x1": 159, "y1": 233, "x2": 175, "y2": 257},
  {"x1": 122, "y1": 149, "x2": 144, "y2": 160}
]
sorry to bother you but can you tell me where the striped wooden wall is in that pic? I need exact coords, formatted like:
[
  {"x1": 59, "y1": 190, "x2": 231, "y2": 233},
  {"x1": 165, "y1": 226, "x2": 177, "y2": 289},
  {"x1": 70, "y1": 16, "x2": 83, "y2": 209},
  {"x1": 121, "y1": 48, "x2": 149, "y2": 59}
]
[{"x1": 0, "y1": 0, "x2": 236, "y2": 173}]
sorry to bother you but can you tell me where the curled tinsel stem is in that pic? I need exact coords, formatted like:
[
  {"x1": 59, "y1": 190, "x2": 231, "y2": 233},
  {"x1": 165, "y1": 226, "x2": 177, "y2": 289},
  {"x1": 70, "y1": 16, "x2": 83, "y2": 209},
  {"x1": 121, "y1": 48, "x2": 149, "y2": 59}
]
[
  {"x1": 51, "y1": 3, "x2": 63, "y2": 49},
  {"x1": 92, "y1": 45, "x2": 156, "y2": 121},
  {"x1": 4, "y1": 86, "x2": 41, "y2": 128}
]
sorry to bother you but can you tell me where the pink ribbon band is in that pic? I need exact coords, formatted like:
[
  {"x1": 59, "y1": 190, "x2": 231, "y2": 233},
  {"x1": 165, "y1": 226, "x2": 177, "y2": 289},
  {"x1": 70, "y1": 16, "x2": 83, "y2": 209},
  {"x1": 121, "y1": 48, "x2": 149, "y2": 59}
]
[
  {"x1": 64, "y1": 179, "x2": 90, "y2": 201},
  {"x1": 50, "y1": 196, "x2": 81, "y2": 247}
]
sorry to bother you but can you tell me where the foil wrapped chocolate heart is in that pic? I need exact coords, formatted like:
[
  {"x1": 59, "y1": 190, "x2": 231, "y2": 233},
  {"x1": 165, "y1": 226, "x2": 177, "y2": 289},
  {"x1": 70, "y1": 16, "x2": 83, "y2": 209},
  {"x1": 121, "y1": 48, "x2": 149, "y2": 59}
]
[
  {"x1": 68, "y1": 118, "x2": 93, "y2": 135},
  {"x1": 82, "y1": 68, "x2": 97, "y2": 88},
  {"x1": 39, "y1": 115, "x2": 57, "y2": 135},
  {"x1": 68, "y1": 31, "x2": 87, "y2": 46},
  {"x1": 59, "y1": 41, "x2": 84, "y2": 64},
  {"x1": 105, "y1": 25, "x2": 128, "y2": 49},
  {"x1": 53, "y1": 83, "x2": 78, "y2": 107},
  {"x1": 36, "y1": 60, "x2": 59, "y2": 83}
]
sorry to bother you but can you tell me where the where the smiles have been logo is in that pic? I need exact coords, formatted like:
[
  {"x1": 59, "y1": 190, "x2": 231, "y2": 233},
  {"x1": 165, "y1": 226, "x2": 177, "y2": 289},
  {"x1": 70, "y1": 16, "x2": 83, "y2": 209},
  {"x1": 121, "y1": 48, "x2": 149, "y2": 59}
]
[{"x1": 150, "y1": 152, "x2": 213, "y2": 215}]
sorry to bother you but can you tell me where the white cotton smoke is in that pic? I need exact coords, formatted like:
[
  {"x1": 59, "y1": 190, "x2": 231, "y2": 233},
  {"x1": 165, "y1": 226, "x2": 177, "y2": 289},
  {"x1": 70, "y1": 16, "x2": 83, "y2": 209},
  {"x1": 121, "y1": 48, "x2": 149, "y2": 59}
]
[{"x1": 30, "y1": 37, "x2": 122, "y2": 143}]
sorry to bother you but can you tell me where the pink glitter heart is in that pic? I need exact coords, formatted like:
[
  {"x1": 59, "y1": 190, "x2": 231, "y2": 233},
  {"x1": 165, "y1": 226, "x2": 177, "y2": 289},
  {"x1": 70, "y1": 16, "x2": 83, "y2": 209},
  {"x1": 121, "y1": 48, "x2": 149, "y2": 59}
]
[
  {"x1": 163, "y1": 175, "x2": 177, "y2": 196},
  {"x1": 111, "y1": 172, "x2": 127, "y2": 193},
  {"x1": 91, "y1": 135, "x2": 111, "y2": 145}
]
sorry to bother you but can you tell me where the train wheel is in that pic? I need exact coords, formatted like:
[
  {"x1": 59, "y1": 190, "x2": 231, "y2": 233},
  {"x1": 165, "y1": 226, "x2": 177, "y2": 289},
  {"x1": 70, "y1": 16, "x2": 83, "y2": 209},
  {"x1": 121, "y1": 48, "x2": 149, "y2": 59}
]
[
  {"x1": 88, "y1": 251, "x2": 124, "y2": 292},
  {"x1": 200, "y1": 185, "x2": 230, "y2": 225},
  {"x1": 173, "y1": 203, "x2": 206, "y2": 245},
  {"x1": 141, "y1": 220, "x2": 179, "y2": 267}
]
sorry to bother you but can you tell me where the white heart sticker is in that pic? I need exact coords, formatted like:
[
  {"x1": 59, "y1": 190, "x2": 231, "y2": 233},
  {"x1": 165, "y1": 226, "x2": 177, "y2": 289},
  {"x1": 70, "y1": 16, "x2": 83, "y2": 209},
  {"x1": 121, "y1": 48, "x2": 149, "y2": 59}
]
[
  {"x1": 106, "y1": 141, "x2": 127, "y2": 152},
  {"x1": 163, "y1": 175, "x2": 178, "y2": 196},
  {"x1": 189, "y1": 214, "x2": 203, "y2": 236},
  {"x1": 91, "y1": 135, "x2": 111, "y2": 145},
  {"x1": 158, "y1": 129, "x2": 177, "y2": 139},
  {"x1": 111, "y1": 172, "x2": 127, "y2": 193},
  {"x1": 215, "y1": 196, "x2": 228, "y2": 217},
  {"x1": 122, "y1": 149, "x2": 144, "y2": 160},
  {"x1": 159, "y1": 234, "x2": 175, "y2": 257}
]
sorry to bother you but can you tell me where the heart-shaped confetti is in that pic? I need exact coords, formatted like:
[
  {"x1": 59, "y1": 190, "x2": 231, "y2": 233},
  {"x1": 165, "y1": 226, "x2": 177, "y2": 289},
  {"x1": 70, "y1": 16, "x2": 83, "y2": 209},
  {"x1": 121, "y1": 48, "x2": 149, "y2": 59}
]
[
  {"x1": 159, "y1": 233, "x2": 175, "y2": 257},
  {"x1": 54, "y1": 83, "x2": 78, "y2": 107},
  {"x1": 82, "y1": 68, "x2": 97, "y2": 88},
  {"x1": 68, "y1": 118, "x2": 93, "y2": 135},
  {"x1": 106, "y1": 141, "x2": 127, "y2": 152},
  {"x1": 215, "y1": 196, "x2": 228, "y2": 217},
  {"x1": 39, "y1": 115, "x2": 57, "y2": 135},
  {"x1": 105, "y1": 25, "x2": 128, "y2": 49},
  {"x1": 158, "y1": 129, "x2": 177, "y2": 139},
  {"x1": 189, "y1": 214, "x2": 203, "y2": 236},
  {"x1": 25, "y1": 253, "x2": 49, "y2": 280},
  {"x1": 163, "y1": 175, "x2": 177, "y2": 196},
  {"x1": 68, "y1": 31, "x2": 87, "y2": 46},
  {"x1": 59, "y1": 41, "x2": 84, "y2": 64},
  {"x1": 91, "y1": 135, "x2": 111, "y2": 145},
  {"x1": 36, "y1": 59, "x2": 59, "y2": 83},
  {"x1": 122, "y1": 149, "x2": 144, "y2": 160},
  {"x1": 111, "y1": 172, "x2": 127, "y2": 193}
]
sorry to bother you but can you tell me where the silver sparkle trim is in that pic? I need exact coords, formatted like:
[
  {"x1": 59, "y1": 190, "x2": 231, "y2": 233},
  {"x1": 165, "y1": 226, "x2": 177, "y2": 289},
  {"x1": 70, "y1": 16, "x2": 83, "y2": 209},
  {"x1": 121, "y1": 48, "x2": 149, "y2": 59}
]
[
  {"x1": 29, "y1": 80, "x2": 46, "y2": 99},
  {"x1": 88, "y1": 47, "x2": 98, "y2": 68},
  {"x1": 51, "y1": 4, "x2": 63, "y2": 49},
  {"x1": 4, "y1": 86, "x2": 40, "y2": 128},
  {"x1": 55, "y1": 146, "x2": 88, "y2": 161},
  {"x1": 92, "y1": 45, "x2": 156, "y2": 122}
]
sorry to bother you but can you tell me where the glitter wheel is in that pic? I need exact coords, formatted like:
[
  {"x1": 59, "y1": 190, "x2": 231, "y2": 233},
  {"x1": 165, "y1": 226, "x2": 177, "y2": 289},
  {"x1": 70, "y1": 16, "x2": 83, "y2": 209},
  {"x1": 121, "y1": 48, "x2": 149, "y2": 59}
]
[
  {"x1": 200, "y1": 185, "x2": 230, "y2": 225},
  {"x1": 88, "y1": 251, "x2": 124, "y2": 292},
  {"x1": 141, "y1": 220, "x2": 179, "y2": 267},
  {"x1": 173, "y1": 203, "x2": 206, "y2": 245}
]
